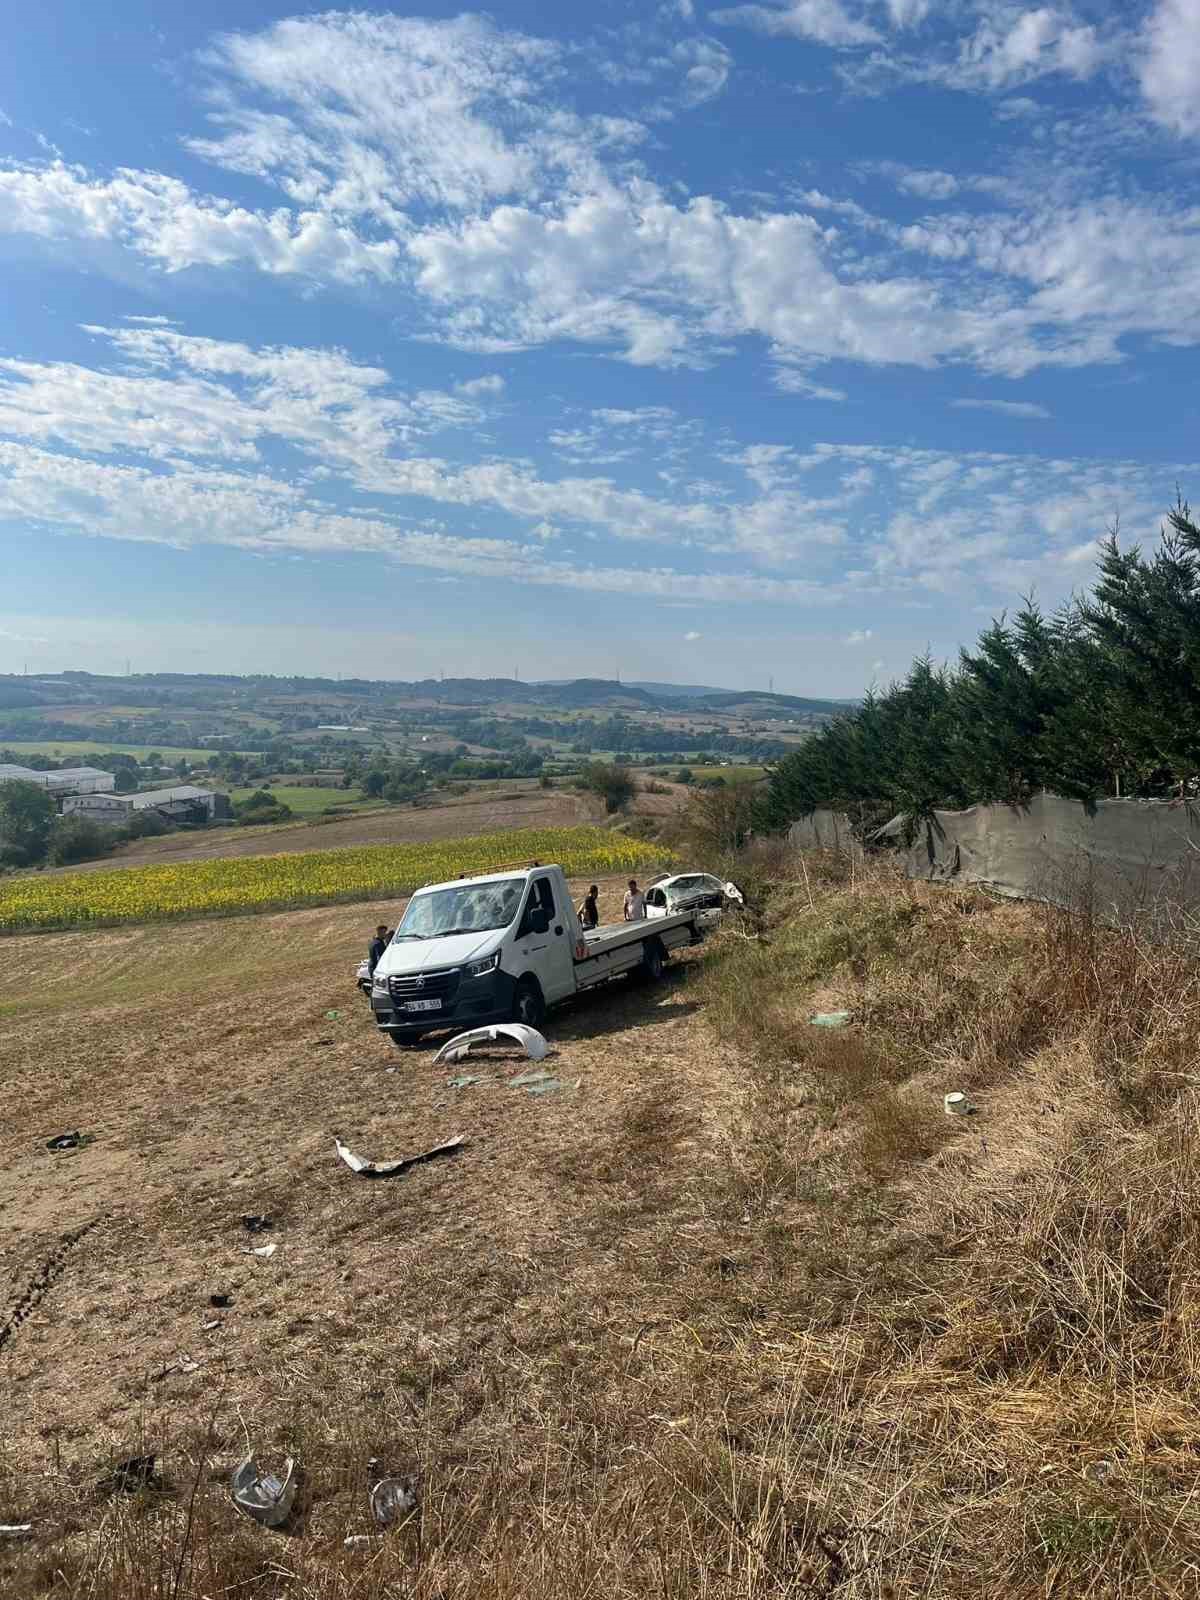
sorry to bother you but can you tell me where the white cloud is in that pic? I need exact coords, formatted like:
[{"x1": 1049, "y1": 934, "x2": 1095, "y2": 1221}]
[
  {"x1": 1139, "y1": 0, "x2": 1200, "y2": 138},
  {"x1": 773, "y1": 364, "x2": 849, "y2": 401},
  {"x1": 0, "y1": 324, "x2": 478, "y2": 468},
  {"x1": 669, "y1": 38, "x2": 733, "y2": 109},
  {"x1": 885, "y1": 0, "x2": 930, "y2": 22},
  {"x1": 844, "y1": 627, "x2": 873, "y2": 642},
  {"x1": 890, "y1": 167, "x2": 960, "y2": 199},
  {"x1": 455, "y1": 374, "x2": 506, "y2": 396},
  {"x1": 0, "y1": 160, "x2": 398, "y2": 281},
  {"x1": 952, "y1": 397, "x2": 1051, "y2": 418},
  {"x1": 956, "y1": 8, "x2": 1102, "y2": 88},
  {"x1": 0, "y1": 14, "x2": 1180, "y2": 396},
  {"x1": 711, "y1": 0, "x2": 881, "y2": 47},
  {"x1": 187, "y1": 12, "x2": 648, "y2": 227},
  {"x1": 0, "y1": 332, "x2": 1192, "y2": 613},
  {"x1": 0, "y1": 437, "x2": 839, "y2": 606},
  {"x1": 684, "y1": 629, "x2": 703, "y2": 640}
]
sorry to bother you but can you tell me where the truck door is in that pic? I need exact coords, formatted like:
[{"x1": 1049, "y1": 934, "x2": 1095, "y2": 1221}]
[{"x1": 515, "y1": 875, "x2": 575, "y2": 1003}]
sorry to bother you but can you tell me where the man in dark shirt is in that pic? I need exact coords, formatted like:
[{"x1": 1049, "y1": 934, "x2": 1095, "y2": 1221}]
[
  {"x1": 578, "y1": 884, "x2": 600, "y2": 930},
  {"x1": 368, "y1": 924, "x2": 389, "y2": 975}
]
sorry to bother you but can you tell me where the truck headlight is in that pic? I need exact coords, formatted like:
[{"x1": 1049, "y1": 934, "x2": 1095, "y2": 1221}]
[
  {"x1": 466, "y1": 952, "x2": 500, "y2": 978},
  {"x1": 371, "y1": 978, "x2": 390, "y2": 996}
]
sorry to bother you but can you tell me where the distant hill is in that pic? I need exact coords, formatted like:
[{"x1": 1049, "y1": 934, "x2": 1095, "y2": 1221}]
[
  {"x1": 1, "y1": 671, "x2": 852, "y2": 722},
  {"x1": 532, "y1": 679, "x2": 851, "y2": 717}
]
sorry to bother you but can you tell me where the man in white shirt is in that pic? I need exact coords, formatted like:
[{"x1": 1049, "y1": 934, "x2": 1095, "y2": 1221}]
[{"x1": 623, "y1": 878, "x2": 646, "y2": 920}]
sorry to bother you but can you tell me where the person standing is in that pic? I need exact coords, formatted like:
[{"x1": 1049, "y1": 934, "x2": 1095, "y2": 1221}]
[
  {"x1": 368, "y1": 923, "x2": 389, "y2": 974},
  {"x1": 623, "y1": 879, "x2": 646, "y2": 921},
  {"x1": 578, "y1": 884, "x2": 600, "y2": 930}
]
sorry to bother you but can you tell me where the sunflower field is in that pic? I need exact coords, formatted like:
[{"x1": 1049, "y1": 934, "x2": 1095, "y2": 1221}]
[{"x1": 0, "y1": 827, "x2": 676, "y2": 933}]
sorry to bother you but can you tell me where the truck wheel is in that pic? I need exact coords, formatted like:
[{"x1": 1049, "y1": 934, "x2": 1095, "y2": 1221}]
[
  {"x1": 513, "y1": 979, "x2": 546, "y2": 1029},
  {"x1": 390, "y1": 1032, "x2": 425, "y2": 1050},
  {"x1": 638, "y1": 939, "x2": 666, "y2": 984}
]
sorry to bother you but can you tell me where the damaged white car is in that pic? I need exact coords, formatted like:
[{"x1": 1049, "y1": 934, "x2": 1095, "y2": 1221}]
[{"x1": 643, "y1": 873, "x2": 741, "y2": 929}]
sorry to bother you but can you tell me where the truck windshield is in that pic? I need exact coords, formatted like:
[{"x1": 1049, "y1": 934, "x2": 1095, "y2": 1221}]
[{"x1": 395, "y1": 878, "x2": 525, "y2": 941}]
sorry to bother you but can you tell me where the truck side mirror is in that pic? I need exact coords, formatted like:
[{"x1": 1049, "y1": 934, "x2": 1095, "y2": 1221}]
[{"x1": 528, "y1": 907, "x2": 551, "y2": 935}]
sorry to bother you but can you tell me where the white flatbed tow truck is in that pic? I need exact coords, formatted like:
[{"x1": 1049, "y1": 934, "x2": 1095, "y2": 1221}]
[{"x1": 369, "y1": 862, "x2": 703, "y2": 1045}]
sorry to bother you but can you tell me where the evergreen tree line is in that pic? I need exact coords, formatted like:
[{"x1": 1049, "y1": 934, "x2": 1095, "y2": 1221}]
[{"x1": 759, "y1": 499, "x2": 1200, "y2": 837}]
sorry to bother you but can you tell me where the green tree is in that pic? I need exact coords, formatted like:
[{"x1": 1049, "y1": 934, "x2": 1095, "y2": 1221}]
[
  {"x1": 113, "y1": 767, "x2": 138, "y2": 794},
  {"x1": 0, "y1": 779, "x2": 56, "y2": 866},
  {"x1": 580, "y1": 761, "x2": 635, "y2": 814}
]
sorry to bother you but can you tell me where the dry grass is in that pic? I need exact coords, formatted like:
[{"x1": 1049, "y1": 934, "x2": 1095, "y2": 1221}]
[{"x1": 5, "y1": 852, "x2": 1200, "y2": 1595}]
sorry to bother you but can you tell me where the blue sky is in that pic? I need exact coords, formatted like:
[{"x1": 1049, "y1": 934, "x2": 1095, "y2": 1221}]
[{"x1": 0, "y1": 0, "x2": 1197, "y2": 695}]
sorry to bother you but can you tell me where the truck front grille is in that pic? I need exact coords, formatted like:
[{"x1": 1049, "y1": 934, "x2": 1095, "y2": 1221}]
[{"x1": 387, "y1": 969, "x2": 461, "y2": 1003}]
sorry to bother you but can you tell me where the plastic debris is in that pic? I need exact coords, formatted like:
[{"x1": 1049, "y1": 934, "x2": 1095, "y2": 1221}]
[
  {"x1": 433, "y1": 1024, "x2": 549, "y2": 1065},
  {"x1": 241, "y1": 1214, "x2": 272, "y2": 1233},
  {"x1": 0, "y1": 1526, "x2": 33, "y2": 1541},
  {"x1": 344, "y1": 1534, "x2": 379, "y2": 1548},
  {"x1": 446, "y1": 1074, "x2": 479, "y2": 1090},
  {"x1": 203, "y1": 1319, "x2": 220, "y2": 1332},
  {"x1": 244, "y1": 1243, "x2": 277, "y2": 1259},
  {"x1": 370, "y1": 1474, "x2": 419, "y2": 1528},
  {"x1": 809, "y1": 1011, "x2": 852, "y2": 1027},
  {"x1": 511, "y1": 1069, "x2": 560, "y2": 1094},
  {"x1": 334, "y1": 1134, "x2": 465, "y2": 1179},
  {"x1": 723, "y1": 881, "x2": 747, "y2": 906},
  {"x1": 209, "y1": 1293, "x2": 232, "y2": 1308},
  {"x1": 152, "y1": 1354, "x2": 202, "y2": 1382},
  {"x1": 944, "y1": 1092, "x2": 973, "y2": 1116},
  {"x1": 45, "y1": 1132, "x2": 94, "y2": 1152},
  {"x1": 99, "y1": 1455, "x2": 158, "y2": 1496},
  {"x1": 230, "y1": 1455, "x2": 298, "y2": 1528},
  {"x1": 325, "y1": 1009, "x2": 342, "y2": 1020}
]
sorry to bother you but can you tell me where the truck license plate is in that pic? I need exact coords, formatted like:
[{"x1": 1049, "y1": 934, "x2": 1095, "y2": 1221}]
[{"x1": 404, "y1": 998, "x2": 442, "y2": 1012}]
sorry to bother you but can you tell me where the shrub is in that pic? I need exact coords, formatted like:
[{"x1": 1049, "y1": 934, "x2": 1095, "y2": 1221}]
[
  {"x1": 47, "y1": 815, "x2": 115, "y2": 866},
  {"x1": 123, "y1": 809, "x2": 171, "y2": 839},
  {"x1": 235, "y1": 789, "x2": 294, "y2": 826}
]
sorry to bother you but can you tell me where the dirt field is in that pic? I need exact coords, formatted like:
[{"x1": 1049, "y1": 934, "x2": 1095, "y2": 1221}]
[
  {"x1": 0, "y1": 875, "x2": 745, "y2": 1595},
  {"x1": 6, "y1": 859, "x2": 1200, "y2": 1596},
  {"x1": 46, "y1": 784, "x2": 603, "y2": 874}
]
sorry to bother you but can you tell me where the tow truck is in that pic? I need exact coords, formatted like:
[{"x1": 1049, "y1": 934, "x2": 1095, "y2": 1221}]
[{"x1": 369, "y1": 862, "x2": 703, "y2": 1046}]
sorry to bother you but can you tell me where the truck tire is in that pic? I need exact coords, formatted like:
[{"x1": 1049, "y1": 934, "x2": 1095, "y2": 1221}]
[
  {"x1": 390, "y1": 1031, "x2": 425, "y2": 1050},
  {"x1": 638, "y1": 938, "x2": 666, "y2": 984},
  {"x1": 513, "y1": 978, "x2": 546, "y2": 1030}
]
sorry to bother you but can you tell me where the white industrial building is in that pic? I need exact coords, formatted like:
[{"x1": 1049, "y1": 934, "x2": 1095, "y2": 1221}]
[
  {"x1": 62, "y1": 784, "x2": 229, "y2": 826},
  {"x1": 0, "y1": 762, "x2": 116, "y2": 797}
]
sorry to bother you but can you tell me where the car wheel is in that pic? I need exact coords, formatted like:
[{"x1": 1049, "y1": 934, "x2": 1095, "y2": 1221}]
[
  {"x1": 390, "y1": 1031, "x2": 425, "y2": 1050},
  {"x1": 513, "y1": 978, "x2": 546, "y2": 1029}
]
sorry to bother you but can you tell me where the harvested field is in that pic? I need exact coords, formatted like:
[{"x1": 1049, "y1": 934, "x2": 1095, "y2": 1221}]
[
  {"x1": 4, "y1": 855, "x2": 1195, "y2": 1596},
  {"x1": 35, "y1": 785, "x2": 600, "y2": 874}
]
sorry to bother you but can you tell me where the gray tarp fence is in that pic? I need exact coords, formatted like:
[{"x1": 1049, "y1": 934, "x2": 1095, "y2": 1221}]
[
  {"x1": 872, "y1": 792, "x2": 1200, "y2": 921},
  {"x1": 787, "y1": 810, "x2": 856, "y2": 852}
]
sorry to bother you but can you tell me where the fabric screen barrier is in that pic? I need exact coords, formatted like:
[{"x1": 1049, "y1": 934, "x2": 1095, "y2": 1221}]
[{"x1": 871, "y1": 792, "x2": 1200, "y2": 921}]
